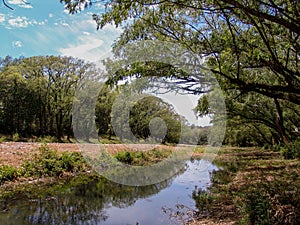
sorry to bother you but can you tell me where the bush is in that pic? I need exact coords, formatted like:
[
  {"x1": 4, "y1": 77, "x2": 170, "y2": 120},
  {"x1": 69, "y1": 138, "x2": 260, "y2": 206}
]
[
  {"x1": 243, "y1": 190, "x2": 273, "y2": 225},
  {"x1": 115, "y1": 151, "x2": 133, "y2": 164},
  {"x1": 0, "y1": 136, "x2": 8, "y2": 143},
  {"x1": 0, "y1": 165, "x2": 20, "y2": 184},
  {"x1": 192, "y1": 188, "x2": 214, "y2": 212},
  {"x1": 37, "y1": 135, "x2": 58, "y2": 143},
  {"x1": 114, "y1": 148, "x2": 172, "y2": 166},
  {"x1": 60, "y1": 151, "x2": 86, "y2": 172},
  {"x1": 23, "y1": 144, "x2": 62, "y2": 177},
  {"x1": 12, "y1": 133, "x2": 20, "y2": 142},
  {"x1": 23, "y1": 144, "x2": 87, "y2": 177},
  {"x1": 281, "y1": 139, "x2": 300, "y2": 159}
]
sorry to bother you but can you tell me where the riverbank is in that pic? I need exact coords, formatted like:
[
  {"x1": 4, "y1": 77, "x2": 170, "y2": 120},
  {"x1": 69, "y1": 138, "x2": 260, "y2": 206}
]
[
  {"x1": 190, "y1": 147, "x2": 300, "y2": 225},
  {"x1": 1, "y1": 143, "x2": 299, "y2": 224},
  {"x1": 0, "y1": 142, "x2": 200, "y2": 199},
  {"x1": 0, "y1": 142, "x2": 198, "y2": 167}
]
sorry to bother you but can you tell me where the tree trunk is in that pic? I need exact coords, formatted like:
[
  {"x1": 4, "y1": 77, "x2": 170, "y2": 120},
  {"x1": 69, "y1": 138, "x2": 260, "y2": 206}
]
[{"x1": 274, "y1": 98, "x2": 290, "y2": 145}]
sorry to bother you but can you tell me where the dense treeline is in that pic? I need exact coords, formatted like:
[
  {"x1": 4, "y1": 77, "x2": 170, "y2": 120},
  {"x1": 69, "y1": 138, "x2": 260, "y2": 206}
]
[
  {"x1": 0, "y1": 55, "x2": 208, "y2": 144},
  {"x1": 1, "y1": 53, "x2": 299, "y2": 151},
  {"x1": 0, "y1": 56, "x2": 94, "y2": 141}
]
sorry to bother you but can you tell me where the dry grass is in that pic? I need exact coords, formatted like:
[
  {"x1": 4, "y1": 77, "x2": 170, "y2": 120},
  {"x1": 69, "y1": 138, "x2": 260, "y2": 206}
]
[{"x1": 190, "y1": 147, "x2": 300, "y2": 225}]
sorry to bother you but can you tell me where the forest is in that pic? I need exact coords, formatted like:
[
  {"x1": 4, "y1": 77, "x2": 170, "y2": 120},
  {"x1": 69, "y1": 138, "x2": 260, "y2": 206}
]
[{"x1": 0, "y1": 55, "x2": 209, "y2": 144}]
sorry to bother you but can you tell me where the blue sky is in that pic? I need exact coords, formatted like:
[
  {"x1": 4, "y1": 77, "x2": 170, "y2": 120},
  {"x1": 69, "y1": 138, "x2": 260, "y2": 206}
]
[{"x1": 0, "y1": 0, "x2": 122, "y2": 61}]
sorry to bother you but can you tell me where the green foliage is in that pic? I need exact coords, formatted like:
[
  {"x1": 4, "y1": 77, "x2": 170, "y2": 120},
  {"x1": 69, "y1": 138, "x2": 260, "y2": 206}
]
[
  {"x1": 23, "y1": 144, "x2": 63, "y2": 177},
  {"x1": 129, "y1": 96, "x2": 182, "y2": 144},
  {"x1": 0, "y1": 165, "x2": 20, "y2": 184},
  {"x1": 0, "y1": 136, "x2": 7, "y2": 143},
  {"x1": 0, "y1": 55, "x2": 97, "y2": 140},
  {"x1": 114, "y1": 148, "x2": 172, "y2": 166},
  {"x1": 60, "y1": 151, "x2": 86, "y2": 172},
  {"x1": 195, "y1": 95, "x2": 210, "y2": 117},
  {"x1": 12, "y1": 133, "x2": 20, "y2": 142},
  {"x1": 37, "y1": 135, "x2": 59, "y2": 143},
  {"x1": 281, "y1": 139, "x2": 300, "y2": 159},
  {"x1": 114, "y1": 151, "x2": 133, "y2": 164},
  {"x1": 243, "y1": 189, "x2": 273, "y2": 225},
  {"x1": 61, "y1": 0, "x2": 300, "y2": 149},
  {"x1": 22, "y1": 144, "x2": 87, "y2": 177}
]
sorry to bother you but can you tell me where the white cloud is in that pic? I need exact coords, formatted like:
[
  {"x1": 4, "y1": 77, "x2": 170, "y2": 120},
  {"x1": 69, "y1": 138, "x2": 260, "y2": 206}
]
[
  {"x1": 63, "y1": 9, "x2": 69, "y2": 14},
  {"x1": 12, "y1": 40, "x2": 22, "y2": 48},
  {"x1": 59, "y1": 35, "x2": 104, "y2": 62},
  {"x1": 30, "y1": 19, "x2": 45, "y2": 26},
  {"x1": 7, "y1": 16, "x2": 46, "y2": 28},
  {"x1": 8, "y1": 0, "x2": 33, "y2": 8},
  {"x1": 94, "y1": 3, "x2": 106, "y2": 10},
  {"x1": 49, "y1": 13, "x2": 54, "y2": 18},
  {"x1": 54, "y1": 16, "x2": 123, "y2": 62},
  {"x1": 0, "y1": 14, "x2": 5, "y2": 23},
  {"x1": 8, "y1": 16, "x2": 29, "y2": 28}
]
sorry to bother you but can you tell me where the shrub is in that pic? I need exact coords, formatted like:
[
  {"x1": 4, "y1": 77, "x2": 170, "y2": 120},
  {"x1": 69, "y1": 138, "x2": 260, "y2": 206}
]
[
  {"x1": 0, "y1": 165, "x2": 19, "y2": 184},
  {"x1": 114, "y1": 148, "x2": 172, "y2": 166},
  {"x1": 22, "y1": 144, "x2": 87, "y2": 177},
  {"x1": 23, "y1": 144, "x2": 62, "y2": 177},
  {"x1": 281, "y1": 139, "x2": 300, "y2": 159},
  {"x1": 37, "y1": 135, "x2": 58, "y2": 143},
  {"x1": 60, "y1": 151, "x2": 86, "y2": 172},
  {"x1": 115, "y1": 151, "x2": 133, "y2": 164},
  {"x1": 0, "y1": 136, "x2": 7, "y2": 143},
  {"x1": 12, "y1": 133, "x2": 20, "y2": 142},
  {"x1": 243, "y1": 190, "x2": 273, "y2": 225},
  {"x1": 192, "y1": 188, "x2": 214, "y2": 212}
]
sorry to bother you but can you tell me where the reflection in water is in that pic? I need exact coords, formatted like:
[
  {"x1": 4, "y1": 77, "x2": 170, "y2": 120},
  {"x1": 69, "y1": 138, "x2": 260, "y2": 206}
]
[{"x1": 0, "y1": 159, "x2": 218, "y2": 225}]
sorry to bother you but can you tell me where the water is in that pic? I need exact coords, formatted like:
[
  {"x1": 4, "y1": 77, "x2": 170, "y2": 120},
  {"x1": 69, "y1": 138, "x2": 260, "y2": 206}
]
[{"x1": 0, "y1": 159, "x2": 218, "y2": 225}]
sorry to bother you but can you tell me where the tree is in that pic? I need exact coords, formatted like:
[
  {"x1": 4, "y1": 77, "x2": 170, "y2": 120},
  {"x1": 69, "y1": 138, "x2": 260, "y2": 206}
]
[
  {"x1": 0, "y1": 56, "x2": 95, "y2": 140},
  {"x1": 60, "y1": 0, "x2": 299, "y2": 103},
  {"x1": 129, "y1": 95, "x2": 182, "y2": 143},
  {"x1": 95, "y1": 84, "x2": 117, "y2": 138},
  {"x1": 60, "y1": 0, "x2": 300, "y2": 146}
]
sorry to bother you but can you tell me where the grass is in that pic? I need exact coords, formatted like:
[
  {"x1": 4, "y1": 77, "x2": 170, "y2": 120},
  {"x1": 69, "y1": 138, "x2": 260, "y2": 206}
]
[{"x1": 191, "y1": 147, "x2": 300, "y2": 225}]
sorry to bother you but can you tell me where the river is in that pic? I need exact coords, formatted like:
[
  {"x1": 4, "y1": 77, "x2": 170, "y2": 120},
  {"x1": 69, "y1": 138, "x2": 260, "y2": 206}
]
[{"x1": 0, "y1": 159, "x2": 218, "y2": 225}]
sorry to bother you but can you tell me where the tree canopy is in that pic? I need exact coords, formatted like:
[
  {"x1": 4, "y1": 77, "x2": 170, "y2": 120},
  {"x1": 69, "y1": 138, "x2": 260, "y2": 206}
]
[
  {"x1": 60, "y1": 0, "x2": 299, "y2": 104},
  {"x1": 60, "y1": 0, "x2": 300, "y2": 148},
  {"x1": 0, "y1": 55, "x2": 96, "y2": 141}
]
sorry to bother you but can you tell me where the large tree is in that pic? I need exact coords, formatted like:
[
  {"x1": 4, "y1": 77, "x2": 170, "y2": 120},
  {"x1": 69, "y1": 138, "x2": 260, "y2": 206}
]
[
  {"x1": 60, "y1": 0, "x2": 300, "y2": 146},
  {"x1": 60, "y1": 0, "x2": 299, "y2": 104}
]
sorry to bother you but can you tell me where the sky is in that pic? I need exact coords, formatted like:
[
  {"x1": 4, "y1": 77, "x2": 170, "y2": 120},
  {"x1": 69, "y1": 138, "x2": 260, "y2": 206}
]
[
  {"x1": 0, "y1": 0, "x2": 122, "y2": 61},
  {"x1": 0, "y1": 0, "x2": 210, "y2": 126}
]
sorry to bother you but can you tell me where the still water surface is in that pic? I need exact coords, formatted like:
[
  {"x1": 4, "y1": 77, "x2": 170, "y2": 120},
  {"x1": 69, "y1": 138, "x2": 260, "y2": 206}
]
[{"x1": 0, "y1": 159, "x2": 218, "y2": 225}]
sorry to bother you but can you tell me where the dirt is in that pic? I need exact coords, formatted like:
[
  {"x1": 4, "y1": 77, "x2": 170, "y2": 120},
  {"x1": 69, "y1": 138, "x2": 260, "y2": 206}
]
[
  {"x1": 0, "y1": 142, "x2": 81, "y2": 167},
  {"x1": 0, "y1": 142, "x2": 189, "y2": 167}
]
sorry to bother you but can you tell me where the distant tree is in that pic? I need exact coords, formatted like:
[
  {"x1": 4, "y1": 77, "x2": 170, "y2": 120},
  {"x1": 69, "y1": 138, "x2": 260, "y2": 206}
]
[
  {"x1": 129, "y1": 96, "x2": 182, "y2": 143},
  {"x1": 0, "y1": 56, "x2": 96, "y2": 140}
]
